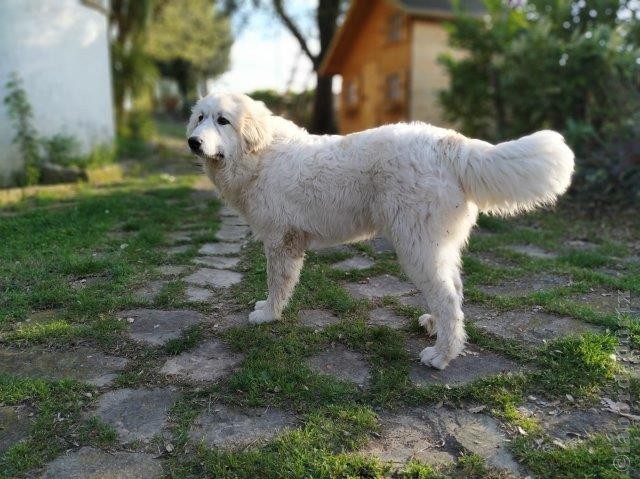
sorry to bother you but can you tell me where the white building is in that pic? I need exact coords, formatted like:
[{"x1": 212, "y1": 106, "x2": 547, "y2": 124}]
[{"x1": 0, "y1": 0, "x2": 115, "y2": 186}]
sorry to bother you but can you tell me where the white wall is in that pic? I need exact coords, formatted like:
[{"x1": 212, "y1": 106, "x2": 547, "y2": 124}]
[{"x1": 0, "y1": 0, "x2": 115, "y2": 186}]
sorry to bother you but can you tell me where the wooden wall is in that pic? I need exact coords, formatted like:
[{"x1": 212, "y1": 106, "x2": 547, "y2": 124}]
[
  {"x1": 409, "y1": 20, "x2": 461, "y2": 128},
  {"x1": 338, "y1": 0, "x2": 412, "y2": 134}
]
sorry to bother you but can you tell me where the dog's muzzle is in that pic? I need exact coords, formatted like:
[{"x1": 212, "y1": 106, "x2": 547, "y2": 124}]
[
  {"x1": 188, "y1": 136, "x2": 202, "y2": 154},
  {"x1": 188, "y1": 137, "x2": 225, "y2": 161}
]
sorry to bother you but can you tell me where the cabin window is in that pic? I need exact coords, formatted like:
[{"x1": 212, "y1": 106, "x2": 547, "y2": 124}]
[
  {"x1": 386, "y1": 73, "x2": 402, "y2": 102},
  {"x1": 344, "y1": 80, "x2": 359, "y2": 108},
  {"x1": 387, "y1": 13, "x2": 403, "y2": 42}
]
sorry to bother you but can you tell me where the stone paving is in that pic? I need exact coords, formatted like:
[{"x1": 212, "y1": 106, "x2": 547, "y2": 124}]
[
  {"x1": 344, "y1": 274, "x2": 417, "y2": 300},
  {"x1": 118, "y1": 309, "x2": 204, "y2": 346},
  {"x1": 366, "y1": 236, "x2": 395, "y2": 254},
  {"x1": 189, "y1": 404, "x2": 296, "y2": 448},
  {"x1": 199, "y1": 241, "x2": 242, "y2": 255},
  {"x1": 3, "y1": 201, "x2": 635, "y2": 478},
  {"x1": 507, "y1": 244, "x2": 558, "y2": 259},
  {"x1": 90, "y1": 388, "x2": 181, "y2": 443},
  {"x1": 166, "y1": 231, "x2": 193, "y2": 244},
  {"x1": 39, "y1": 447, "x2": 163, "y2": 479},
  {"x1": 518, "y1": 399, "x2": 620, "y2": 446},
  {"x1": 362, "y1": 406, "x2": 522, "y2": 474},
  {"x1": 464, "y1": 304, "x2": 600, "y2": 345},
  {"x1": 405, "y1": 339, "x2": 525, "y2": 387},
  {"x1": 331, "y1": 255, "x2": 375, "y2": 271},
  {"x1": 0, "y1": 347, "x2": 128, "y2": 386},
  {"x1": 478, "y1": 273, "x2": 571, "y2": 297},
  {"x1": 570, "y1": 289, "x2": 620, "y2": 314},
  {"x1": 215, "y1": 224, "x2": 251, "y2": 242},
  {"x1": 160, "y1": 339, "x2": 244, "y2": 382},
  {"x1": 161, "y1": 244, "x2": 190, "y2": 256},
  {"x1": 398, "y1": 293, "x2": 429, "y2": 310},
  {"x1": 158, "y1": 265, "x2": 188, "y2": 277},
  {"x1": 0, "y1": 405, "x2": 32, "y2": 453},
  {"x1": 193, "y1": 255, "x2": 241, "y2": 269},
  {"x1": 185, "y1": 286, "x2": 215, "y2": 302},
  {"x1": 307, "y1": 344, "x2": 371, "y2": 387},
  {"x1": 184, "y1": 267, "x2": 243, "y2": 288},
  {"x1": 210, "y1": 311, "x2": 253, "y2": 331},
  {"x1": 133, "y1": 279, "x2": 167, "y2": 302},
  {"x1": 298, "y1": 309, "x2": 341, "y2": 329},
  {"x1": 368, "y1": 307, "x2": 408, "y2": 330}
]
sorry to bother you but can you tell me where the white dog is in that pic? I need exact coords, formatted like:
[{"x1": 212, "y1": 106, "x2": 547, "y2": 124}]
[{"x1": 186, "y1": 92, "x2": 574, "y2": 370}]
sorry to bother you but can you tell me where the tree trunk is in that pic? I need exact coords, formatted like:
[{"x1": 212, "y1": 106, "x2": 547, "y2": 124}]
[
  {"x1": 271, "y1": 0, "x2": 341, "y2": 133},
  {"x1": 311, "y1": 0, "x2": 341, "y2": 134},
  {"x1": 311, "y1": 74, "x2": 335, "y2": 133}
]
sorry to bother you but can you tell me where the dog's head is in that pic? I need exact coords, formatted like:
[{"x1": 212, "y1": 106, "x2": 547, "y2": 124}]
[{"x1": 186, "y1": 92, "x2": 274, "y2": 163}]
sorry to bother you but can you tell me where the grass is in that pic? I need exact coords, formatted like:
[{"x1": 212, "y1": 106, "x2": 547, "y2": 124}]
[
  {"x1": 0, "y1": 153, "x2": 638, "y2": 478},
  {"x1": 0, "y1": 374, "x2": 114, "y2": 478}
]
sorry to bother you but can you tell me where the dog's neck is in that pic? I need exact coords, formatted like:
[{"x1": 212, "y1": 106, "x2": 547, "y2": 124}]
[{"x1": 205, "y1": 115, "x2": 308, "y2": 216}]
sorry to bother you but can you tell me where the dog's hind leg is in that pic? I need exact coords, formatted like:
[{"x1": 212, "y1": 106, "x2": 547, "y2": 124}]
[
  {"x1": 390, "y1": 217, "x2": 469, "y2": 369},
  {"x1": 248, "y1": 232, "x2": 307, "y2": 324},
  {"x1": 418, "y1": 253, "x2": 463, "y2": 337}
]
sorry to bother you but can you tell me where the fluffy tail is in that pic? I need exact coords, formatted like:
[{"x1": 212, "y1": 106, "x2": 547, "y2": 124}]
[{"x1": 455, "y1": 130, "x2": 575, "y2": 215}]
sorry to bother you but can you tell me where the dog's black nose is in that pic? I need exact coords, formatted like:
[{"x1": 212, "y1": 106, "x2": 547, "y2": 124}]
[{"x1": 188, "y1": 136, "x2": 202, "y2": 152}]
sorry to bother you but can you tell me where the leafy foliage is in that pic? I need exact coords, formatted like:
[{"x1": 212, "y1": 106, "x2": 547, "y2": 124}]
[
  {"x1": 440, "y1": 0, "x2": 640, "y2": 204},
  {"x1": 110, "y1": 0, "x2": 231, "y2": 124},
  {"x1": 109, "y1": 0, "x2": 159, "y2": 123},
  {"x1": 224, "y1": 0, "x2": 348, "y2": 133},
  {"x1": 41, "y1": 134, "x2": 81, "y2": 167},
  {"x1": 250, "y1": 89, "x2": 314, "y2": 128},
  {"x1": 3, "y1": 72, "x2": 40, "y2": 185},
  {"x1": 146, "y1": 0, "x2": 231, "y2": 108},
  {"x1": 3, "y1": 73, "x2": 115, "y2": 183}
]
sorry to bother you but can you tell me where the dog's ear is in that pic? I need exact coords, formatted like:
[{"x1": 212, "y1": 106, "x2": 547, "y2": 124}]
[{"x1": 240, "y1": 100, "x2": 273, "y2": 154}]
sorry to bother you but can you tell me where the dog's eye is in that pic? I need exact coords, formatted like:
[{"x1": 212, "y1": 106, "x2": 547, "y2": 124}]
[
  {"x1": 217, "y1": 116, "x2": 230, "y2": 126},
  {"x1": 197, "y1": 114, "x2": 204, "y2": 123}
]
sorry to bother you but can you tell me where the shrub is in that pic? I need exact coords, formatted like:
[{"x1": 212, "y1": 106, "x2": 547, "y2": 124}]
[
  {"x1": 440, "y1": 0, "x2": 640, "y2": 204},
  {"x1": 41, "y1": 134, "x2": 81, "y2": 167},
  {"x1": 3, "y1": 72, "x2": 40, "y2": 185}
]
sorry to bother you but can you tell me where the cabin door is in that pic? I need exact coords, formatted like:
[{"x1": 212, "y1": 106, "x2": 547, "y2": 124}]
[{"x1": 362, "y1": 62, "x2": 379, "y2": 129}]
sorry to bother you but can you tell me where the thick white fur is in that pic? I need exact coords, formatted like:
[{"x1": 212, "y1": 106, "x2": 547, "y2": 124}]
[{"x1": 187, "y1": 92, "x2": 574, "y2": 369}]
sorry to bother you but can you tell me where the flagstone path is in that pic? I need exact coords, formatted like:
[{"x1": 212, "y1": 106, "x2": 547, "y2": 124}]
[{"x1": 1, "y1": 195, "x2": 634, "y2": 479}]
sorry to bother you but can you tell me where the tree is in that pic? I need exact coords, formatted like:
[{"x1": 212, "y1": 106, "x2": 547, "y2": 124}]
[
  {"x1": 225, "y1": 0, "x2": 347, "y2": 133},
  {"x1": 109, "y1": 0, "x2": 159, "y2": 123},
  {"x1": 146, "y1": 0, "x2": 232, "y2": 110},
  {"x1": 109, "y1": 0, "x2": 231, "y2": 126},
  {"x1": 273, "y1": 0, "x2": 343, "y2": 133},
  {"x1": 439, "y1": 0, "x2": 640, "y2": 202}
]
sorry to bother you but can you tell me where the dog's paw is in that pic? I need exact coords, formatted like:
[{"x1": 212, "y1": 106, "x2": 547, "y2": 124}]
[
  {"x1": 254, "y1": 300, "x2": 267, "y2": 310},
  {"x1": 419, "y1": 346, "x2": 449, "y2": 370},
  {"x1": 248, "y1": 309, "x2": 277, "y2": 325},
  {"x1": 418, "y1": 314, "x2": 437, "y2": 336}
]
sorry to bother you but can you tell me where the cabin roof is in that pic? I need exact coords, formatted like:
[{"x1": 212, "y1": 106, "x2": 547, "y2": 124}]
[
  {"x1": 395, "y1": 0, "x2": 485, "y2": 17},
  {"x1": 319, "y1": 0, "x2": 485, "y2": 75}
]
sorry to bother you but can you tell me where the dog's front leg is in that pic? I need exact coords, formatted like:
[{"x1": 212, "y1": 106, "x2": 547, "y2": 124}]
[{"x1": 248, "y1": 241, "x2": 305, "y2": 324}]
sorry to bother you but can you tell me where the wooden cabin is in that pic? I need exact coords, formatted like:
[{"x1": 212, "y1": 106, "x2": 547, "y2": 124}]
[{"x1": 319, "y1": 0, "x2": 484, "y2": 134}]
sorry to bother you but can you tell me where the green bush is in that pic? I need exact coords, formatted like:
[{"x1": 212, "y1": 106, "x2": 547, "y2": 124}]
[
  {"x1": 250, "y1": 89, "x2": 314, "y2": 130},
  {"x1": 41, "y1": 134, "x2": 81, "y2": 167},
  {"x1": 4, "y1": 72, "x2": 116, "y2": 185},
  {"x1": 439, "y1": 0, "x2": 640, "y2": 204},
  {"x1": 85, "y1": 144, "x2": 116, "y2": 167},
  {"x1": 115, "y1": 109, "x2": 156, "y2": 159},
  {"x1": 3, "y1": 72, "x2": 40, "y2": 185}
]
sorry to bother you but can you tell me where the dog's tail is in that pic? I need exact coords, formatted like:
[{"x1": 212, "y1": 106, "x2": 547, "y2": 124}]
[{"x1": 453, "y1": 130, "x2": 575, "y2": 215}]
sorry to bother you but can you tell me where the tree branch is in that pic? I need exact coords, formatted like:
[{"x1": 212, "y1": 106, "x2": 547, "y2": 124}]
[
  {"x1": 272, "y1": 0, "x2": 318, "y2": 65},
  {"x1": 80, "y1": 0, "x2": 109, "y2": 16}
]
